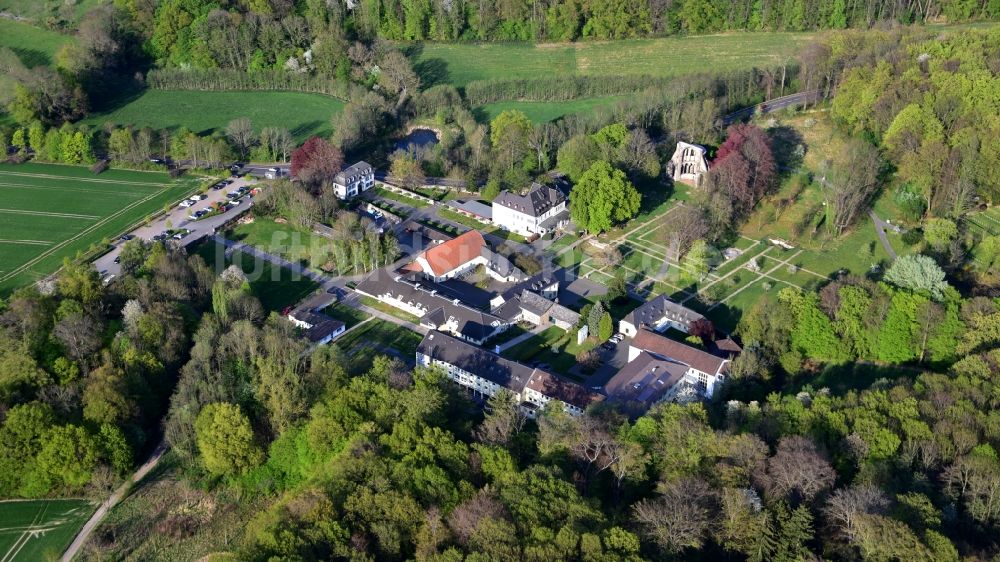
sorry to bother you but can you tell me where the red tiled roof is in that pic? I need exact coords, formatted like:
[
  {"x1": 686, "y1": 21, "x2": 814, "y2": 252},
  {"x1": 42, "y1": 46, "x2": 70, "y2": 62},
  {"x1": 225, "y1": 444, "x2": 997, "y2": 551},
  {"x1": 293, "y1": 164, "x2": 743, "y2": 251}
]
[
  {"x1": 631, "y1": 329, "x2": 727, "y2": 376},
  {"x1": 417, "y1": 230, "x2": 486, "y2": 277}
]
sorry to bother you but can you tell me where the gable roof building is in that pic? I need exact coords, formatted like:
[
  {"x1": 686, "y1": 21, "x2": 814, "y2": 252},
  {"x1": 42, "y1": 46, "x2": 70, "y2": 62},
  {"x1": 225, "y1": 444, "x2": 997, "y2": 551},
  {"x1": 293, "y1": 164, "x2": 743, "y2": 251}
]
[
  {"x1": 416, "y1": 331, "x2": 602, "y2": 416},
  {"x1": 401, "y1": 230, "x2": 524, "y2": 283},
  {"x1": 627, "y1": 329, "x2": 729, "y2": 398},
  {"x1": 356, "y1": 269, "x2": 509, "y2": 344},
  {"x1": 620, "y1": 294, "x2": 706, "y2": 337},
  {"x1": 492, "y1": 182, "x2": 570, "y2": 237},
  {"x1": 331, "y1": 161, "x2": 374, "y2": 199},
  {"x1": 288, "y1": 307, "x2": 347, "y2": 345},
  {"x1": 604, "y1": 351, "x2": 691, "y2": 415}
]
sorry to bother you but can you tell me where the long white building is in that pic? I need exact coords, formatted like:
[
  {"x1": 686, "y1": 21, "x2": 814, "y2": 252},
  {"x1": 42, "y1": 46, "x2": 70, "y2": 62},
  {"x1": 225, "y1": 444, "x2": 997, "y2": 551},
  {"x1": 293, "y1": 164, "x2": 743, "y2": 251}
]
[{"x1": 415, "y1": 331, "x2": 602, "y2": 417}]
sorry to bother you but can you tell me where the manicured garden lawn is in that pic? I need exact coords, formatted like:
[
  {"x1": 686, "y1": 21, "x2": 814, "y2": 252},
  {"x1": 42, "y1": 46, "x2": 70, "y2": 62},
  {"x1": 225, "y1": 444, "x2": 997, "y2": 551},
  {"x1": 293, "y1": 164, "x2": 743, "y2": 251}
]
[
  {"x1": 360, "y1": 296, "x2": 421, "y2": 323},
  {"x1": 226, "y1": 219, "x2": 330, "y2": 270},
  {"x1": 0, "y1": 499, "x2": 94, "y2": 562},
  {"x1": 195, "y1": 241, "x2": 319, "y2": 312},
  {"x1": 0, "y1": 162, "x2": 201, "y2": 295},
  {"x1": 321, "y1": 303, "x2": 370, "y2": 329},
  {"x1": 81, "y1": 90, "x2": 344, "y2": 143},
  {"x1": 501, "y1": 326, "x2": 596, "y2": 379},
  {"x1": 372, "y1": 186, "x2": 430, "y2": 208},
  {"x1": 437, "y1": 208, "x2": 528, "y2": 243},
  {"x1": 476, "y1": 95, "x2": 627, "y2": 123}
]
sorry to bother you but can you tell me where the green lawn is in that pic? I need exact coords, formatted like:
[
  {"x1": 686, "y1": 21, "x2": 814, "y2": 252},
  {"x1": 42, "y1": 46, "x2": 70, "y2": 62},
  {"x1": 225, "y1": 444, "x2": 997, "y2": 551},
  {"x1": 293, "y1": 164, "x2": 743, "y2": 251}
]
[
  {"x1": 335, "y1": 319, "x2": 424, "y2": 372},
  {"x1": 360, "y1": 295, "x2": 421, "y2": 323},
  {"x1": 408, "y1": 32, "x2": 818, "y2": 87},
  {"x1": 226, "y1": 219, "x2": 330, "y2": 271},
  {"x1": 0, "y1": 19, "x2": 74, "y2": 67},
  {"x1": 0, "y1": 162, "x2": 201, "y2": 295},
  {"x1": 0, "y1": 0, "x2": 101, "y2": 26},
  {"x1": 322, "y1": 303, "x2": 370, "y2": 329},
  {"x1": 195, "y1": 241, "x2": 319, "y2": 312},
  {"x1": 0, "y1": 19, "x2": 76, "y2": 106},
  {"x1": 501, "y1": 326, "x2": 595, "y2": 380},
  {"x1": 476, "y1": 95, "x2": 628, "y2": 123},
  {"x1": 81, "y1": 90, "x2": 344, "y2": 143},
  {"x1": 372, "y1": 186, "x2": 430, "y2": 208},
  {"x1": 0, "y1": 499, "x2": 94, "y2": 562},
  {"x1": 437, "y1": 208, "x2": 529, "y2": 243}
]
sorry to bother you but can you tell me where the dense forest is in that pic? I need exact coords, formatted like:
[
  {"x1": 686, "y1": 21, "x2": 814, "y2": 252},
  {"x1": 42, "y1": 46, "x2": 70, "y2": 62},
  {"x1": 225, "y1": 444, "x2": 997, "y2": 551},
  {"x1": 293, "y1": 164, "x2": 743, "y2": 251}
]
[{"x1": 2, "y1": 0, "x2": 1000, "y2": 559}]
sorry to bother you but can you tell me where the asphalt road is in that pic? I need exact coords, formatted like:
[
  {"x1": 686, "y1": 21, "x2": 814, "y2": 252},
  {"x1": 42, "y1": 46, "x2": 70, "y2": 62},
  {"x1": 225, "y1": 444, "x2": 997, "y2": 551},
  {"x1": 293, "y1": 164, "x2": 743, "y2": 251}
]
[
  {"x1": 722, "y1": 89, "x2": 823, "y2": 124},
  {"x1": 93, "y1": 176, "x2": 257, "y2": 278}
]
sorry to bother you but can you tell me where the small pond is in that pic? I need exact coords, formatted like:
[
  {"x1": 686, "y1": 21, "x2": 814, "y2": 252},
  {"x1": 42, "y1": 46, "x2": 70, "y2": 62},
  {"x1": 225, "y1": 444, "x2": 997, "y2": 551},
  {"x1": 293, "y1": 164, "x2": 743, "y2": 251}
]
[{"x1": 395, "y1": 128, "x2": 440, "y2": 154}]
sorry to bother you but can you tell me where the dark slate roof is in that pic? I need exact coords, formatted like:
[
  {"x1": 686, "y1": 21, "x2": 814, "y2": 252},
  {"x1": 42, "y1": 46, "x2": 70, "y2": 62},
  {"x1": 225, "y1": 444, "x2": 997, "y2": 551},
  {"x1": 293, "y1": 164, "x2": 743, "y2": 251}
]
[
  {"x1": 500, "y1": 273, "x2": 558, "y2": 301},
  {"x1": 494, "y1": 182, "x2": 566, "y2": 217},
  {"x1": 493, "y1": 298, "x2": 525, "y2": 322},
  {"x1": 538, "y1": 209, "x2": 571, "y2": 229},
  {"x1": 524, "y1": 369, "x2": 603, "y2": 410},
  {"x1": 519, "y1": 290, "x2": 554, "y2": 316},
  {"x1": 480, "y1": 247, "x2": 524, "y2": 280},
  {"x1": 623, "y1": 295, "x2": 705, "y2": 330},
  {"x1": 356, "y1": 269, "x2": 506, "y2": 342},
  {"x1": 452, "y1": 199, "x2": 493, "y2": 220},
  {"x1": 417, "y1": 331, "x2": 533, "y2": 392},
  {"x1": 291, "y1": 309, "x2": 345, "y2": 343},
  {"x1": 548, "y1": 303, "x2": 580, "y2": 326},
  {"x1": 605, "y1": 351, "x2": 687, "y2": 406},
  {"x1": 334, "y1": 161, "x2": 373, "y2": 184},
  {"x1": 631, "y1": 329, "x2": 728, "y2": 377}
]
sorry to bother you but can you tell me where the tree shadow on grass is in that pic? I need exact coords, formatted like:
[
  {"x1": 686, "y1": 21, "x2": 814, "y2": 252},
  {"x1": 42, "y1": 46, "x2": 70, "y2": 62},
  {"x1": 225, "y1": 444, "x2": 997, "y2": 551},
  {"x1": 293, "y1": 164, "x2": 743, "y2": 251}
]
[
  {"x1": 289, "y1": 120, "x2": 325, "y2": 141},
  {"x1": 10, "y1": 47, "x2": 51, "y2": 68},
  {"x1": 768, "y1": 125, "x2": 806, "y2": 173},
  {"x1": 413, "y1": 58, "x2": 450, "y2": 89}
]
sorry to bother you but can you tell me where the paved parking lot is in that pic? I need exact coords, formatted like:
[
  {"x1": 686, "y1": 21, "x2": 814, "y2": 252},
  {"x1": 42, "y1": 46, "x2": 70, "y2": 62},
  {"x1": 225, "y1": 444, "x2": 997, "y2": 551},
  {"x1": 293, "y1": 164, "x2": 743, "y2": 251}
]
[{"x1": 93, "y1": 175, "x2": 257, "y2": 277}]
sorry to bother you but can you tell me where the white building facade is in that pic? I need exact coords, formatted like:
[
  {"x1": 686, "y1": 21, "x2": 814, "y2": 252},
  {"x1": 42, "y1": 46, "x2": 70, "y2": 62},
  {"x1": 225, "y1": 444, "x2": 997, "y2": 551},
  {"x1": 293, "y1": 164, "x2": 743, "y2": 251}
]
[
  {"x1": 332, "y1": 161, "x2": 375, "y2": 199},
  {"x1": 492, "y1": 183, "x2": 569, "y2": 236},
  {"x1": 667, "y1": 142, "x2": 709, "y2": 185}
]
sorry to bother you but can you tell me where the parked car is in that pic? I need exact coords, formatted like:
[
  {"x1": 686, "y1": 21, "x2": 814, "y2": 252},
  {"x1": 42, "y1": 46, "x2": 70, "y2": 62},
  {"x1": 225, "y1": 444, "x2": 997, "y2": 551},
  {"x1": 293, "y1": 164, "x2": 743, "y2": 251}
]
[
  {"x1": 113, "y1": 256, "x2": 121, "y2": 264},
  {"x1": 119, "y1": 234, "x2": 134, "y2": 242},
  {"x1": 152, "y1": 233, "x2": 168, "y2": 241},
  {"x1": 178, "y1": 200, "x2": 194, "y2": 208},
  {"x1": 212, "y1": 182, "x2": 225, "y2": 190},
  {"x1": 193, "y1": 194, "x2": 208, "y2": 201}
]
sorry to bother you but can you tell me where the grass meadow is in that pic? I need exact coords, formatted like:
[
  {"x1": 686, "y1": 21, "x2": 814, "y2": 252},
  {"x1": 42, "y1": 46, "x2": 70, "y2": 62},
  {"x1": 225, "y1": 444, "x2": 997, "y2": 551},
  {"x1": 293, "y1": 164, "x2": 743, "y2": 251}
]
[
  {"x1": 194, "y1": 240, "x2": 320, "y2": 312},
  {"x1": 475, "y1": 95, "x2": 629, "y2": 123},
  {"x1": 0, "y1": 19, "x2": 75, "y2": 106},
  {"x1": 0, "y1": 499, "x2": 94, "y2": 562},
  {"x1": 0, "y1": 162, "x2": 201, "y2": 294},
  {"x1": 408, "y1": 32, "x2": 818, "y2": 87},
  {"x1": 81, "y1": 90, "x2": 345, "y2": 143}
]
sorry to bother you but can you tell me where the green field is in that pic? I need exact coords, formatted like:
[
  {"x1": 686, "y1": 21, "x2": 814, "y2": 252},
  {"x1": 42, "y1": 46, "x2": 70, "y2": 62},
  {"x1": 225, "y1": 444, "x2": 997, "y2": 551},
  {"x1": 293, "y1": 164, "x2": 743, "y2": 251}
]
[
  {"x1": 0, "y1": 19, "x2": 74, "y2": 67},
  {"x1": 195, "y1": 241, "x2": 320, "y2": 312},
  {"x1": 0, "y1": 0, "x2": 101, "y2": 25},
  {"x1": 334, "y1": 319, "x2": 423, "y2": 372},
  {"x1": 0, "y1": 19, "x2": 76, "y2": 106},
  {"x1": 0, "y1": 162, "x2": 201, "y2": 294},
  {"x1": 476, "y1": 95, "x2": 628, "y2": 123},
  {"x1": 0, "y1": 499, "x2": 94, "y2": 561},
  {"x1": 408, "y1": 32, "x2": 817, "y2": 87},
  {"x1": 81, "y1": 90, "x2": 344, "y2": 143}
]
